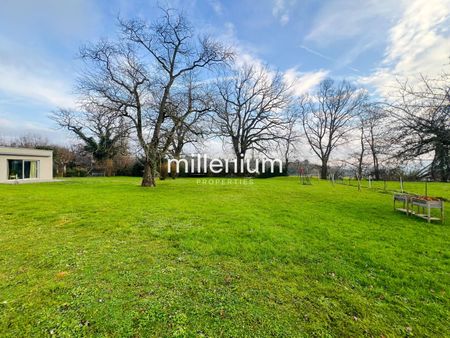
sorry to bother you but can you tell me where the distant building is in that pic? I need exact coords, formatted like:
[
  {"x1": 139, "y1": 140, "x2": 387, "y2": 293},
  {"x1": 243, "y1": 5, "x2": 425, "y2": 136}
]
[{"x1": 0, "y1": 147, "x2": 53, "y2": 183}]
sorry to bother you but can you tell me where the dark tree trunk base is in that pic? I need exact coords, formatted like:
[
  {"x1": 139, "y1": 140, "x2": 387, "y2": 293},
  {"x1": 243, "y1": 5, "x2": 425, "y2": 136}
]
[
  {"x1": 141, "y1": 179, "x2": 156, "y2": 187},
  {"x1": 320, "y1": 164, "x2": 328, "y2": 180},
  {"x1": 141, "y1": 161, "x2": 157, "y2": 187}
]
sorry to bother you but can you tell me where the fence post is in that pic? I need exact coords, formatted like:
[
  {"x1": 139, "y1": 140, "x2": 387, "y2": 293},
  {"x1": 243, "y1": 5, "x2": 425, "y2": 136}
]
[{"x1": 400, "y1": 176, "x2": 404, "y2": 193}]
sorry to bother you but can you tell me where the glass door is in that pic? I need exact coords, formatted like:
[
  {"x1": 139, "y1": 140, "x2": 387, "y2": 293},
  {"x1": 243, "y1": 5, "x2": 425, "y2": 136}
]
[
  {"x1": 24, "y1": 161, "x2": 39, "y2": 179},
  {"x1": 8, "y1": 160, "x2": 23, "y2": 179},
  {"x1": 7, "y1": 160, "x2": 39, "y2": 179}
]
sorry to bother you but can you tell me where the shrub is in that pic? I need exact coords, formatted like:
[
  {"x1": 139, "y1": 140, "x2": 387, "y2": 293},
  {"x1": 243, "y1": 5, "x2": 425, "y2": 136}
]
[{"x1": 65, "y1": 167, "x2": 88, "y2": 177}]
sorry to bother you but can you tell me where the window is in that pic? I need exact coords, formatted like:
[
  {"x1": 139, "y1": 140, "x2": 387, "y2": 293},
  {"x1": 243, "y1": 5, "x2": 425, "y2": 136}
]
[
  {"x1": 8, "y1": 160, "x2": 23, "y2": 179},
  {"x1": 8, "y1": 160, "x2": 39, "y2": 179}
]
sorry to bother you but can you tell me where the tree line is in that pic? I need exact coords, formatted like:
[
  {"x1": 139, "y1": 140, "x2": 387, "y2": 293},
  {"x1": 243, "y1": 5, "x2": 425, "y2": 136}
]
[{"x1": 19, "y1": 8, "x2": 448, "y2": 186}]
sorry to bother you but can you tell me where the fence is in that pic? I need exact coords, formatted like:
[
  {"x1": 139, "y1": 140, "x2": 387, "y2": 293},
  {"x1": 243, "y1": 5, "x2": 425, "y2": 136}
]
[{"x1": 330, "y1": 176, "x2": 448, "y2": 201}]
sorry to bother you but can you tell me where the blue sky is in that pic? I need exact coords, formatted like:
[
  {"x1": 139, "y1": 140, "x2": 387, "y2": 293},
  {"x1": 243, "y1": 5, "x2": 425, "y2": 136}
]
[{"x1": 0, "y1": 0, "x2": 449, "y2": 145}]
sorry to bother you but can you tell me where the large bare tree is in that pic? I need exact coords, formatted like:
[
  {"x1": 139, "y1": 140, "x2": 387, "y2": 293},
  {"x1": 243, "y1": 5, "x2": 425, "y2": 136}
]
[
  {"x1": 77, "y1": 8, "x2": 232, "y2": 186},
  {"x1": 388, "y1": 72, "x2": 450, "y2": 181},
  {"x1": 212, "y1": 64, "x2": 291, "y2": 174},
  {"x1": 300, "y1": 79, "x2": 366, "y2": 179}
]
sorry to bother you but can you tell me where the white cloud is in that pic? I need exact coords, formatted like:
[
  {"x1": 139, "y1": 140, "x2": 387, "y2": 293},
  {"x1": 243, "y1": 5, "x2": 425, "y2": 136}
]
[
  {"x1": 215, "y1": 22, "x2": 269, "y2": 73},
  {"x1": 306, "y1": 0, "x2": 403, "y2": 43},
  {"x1": 272, "y1": 0, "x2": 296, "y2": 26},
  {"x1": 280, "y1": 14, "x2": 289, "y2": 26},
  {"x1": 0, "y1": 117, "x2": 15, "y2": 129},
  {"x1": 0, "y1": 0, "x2": 100, "y2": 40},
  {"x1": 0, "y1": 67, "x2": 76, "y2": 108},
  {"x1": 0, "y1": 0, "x2": 100, "y2": 109},
  {"x1": 208, "y1": 0, "x2": 223, "y2": 15},
  {"x1": 303, "y1": 0, "x2": 405, "y2": 72},
  {"x1": 0, "y1": 38, "x2": 76, "y2": 108},
  {"x1": 0, "y1": 115, "x2": 68, "y2": 144},
  {"x1": 384, "y1": 0, "x2": 449, "y2": 66},
  {"x1": 361, "y1": 0, "x2": 450, "y2": 97},
  {"x1": 213, "y1": 22, "x2": 330, "y2": 99},
  {"x1": 283, "y1": 68, "x2": 329, "y2": 96}
]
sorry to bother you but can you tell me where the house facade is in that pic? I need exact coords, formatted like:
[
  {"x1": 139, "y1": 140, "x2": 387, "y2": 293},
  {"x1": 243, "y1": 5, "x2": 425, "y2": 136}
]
[{"x1": 0, "y1": 147, "x2": 53, "y2": 183}]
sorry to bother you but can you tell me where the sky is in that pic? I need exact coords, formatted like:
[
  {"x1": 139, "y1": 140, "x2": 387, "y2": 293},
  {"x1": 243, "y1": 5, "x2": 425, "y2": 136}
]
[{"x1": 0, "y1": 0, "x2": 449, "y2": 151}]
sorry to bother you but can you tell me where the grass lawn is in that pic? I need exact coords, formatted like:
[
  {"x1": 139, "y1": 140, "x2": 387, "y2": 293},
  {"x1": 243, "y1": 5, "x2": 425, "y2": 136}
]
[{"x1": 0, "y1": 177, "x2": 449, "y2": 337}]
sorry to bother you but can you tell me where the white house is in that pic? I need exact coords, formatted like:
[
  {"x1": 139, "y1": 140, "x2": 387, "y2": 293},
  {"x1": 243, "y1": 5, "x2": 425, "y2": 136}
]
[{"x1": 0, "y1": 147, "x2": 53, "y2": 183}]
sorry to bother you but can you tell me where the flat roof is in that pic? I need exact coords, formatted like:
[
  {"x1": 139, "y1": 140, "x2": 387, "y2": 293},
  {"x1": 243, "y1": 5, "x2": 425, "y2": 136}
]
[{"x1": 0, "y1": 146, "x2": 53, "y2": 157}]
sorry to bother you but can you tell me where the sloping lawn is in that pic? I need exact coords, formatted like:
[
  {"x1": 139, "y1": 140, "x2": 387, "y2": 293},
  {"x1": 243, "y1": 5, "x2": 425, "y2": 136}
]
[{"x1": 0, "y1": 177, "x2": 449, "y2": 336}]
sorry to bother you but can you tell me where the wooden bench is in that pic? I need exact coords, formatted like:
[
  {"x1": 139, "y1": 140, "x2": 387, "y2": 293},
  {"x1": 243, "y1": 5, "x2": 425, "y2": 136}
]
[
  {"x1": 410, "y1": 197, "x2": 445, "y2": 223},
  {"x1": 393, "y1": 194, "x2": 413, "y2": 215},
  {"x1": 394, "y1": 193, "x2": 445, "y2": 223}
]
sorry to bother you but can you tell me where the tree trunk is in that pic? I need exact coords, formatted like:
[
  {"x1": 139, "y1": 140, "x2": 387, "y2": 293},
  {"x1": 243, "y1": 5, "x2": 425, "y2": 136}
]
[
  {"x1": 235, "y1": 154, "x2": 243, "y2": 176},
  {"x1": 57, "y1": 163, "x2": 65, "y2": 177},
  {"x1": 170, "y1": 151, "x2": 181, "y2": 179},
  {"x1": 369, "y1": 128, "x2": 380, "y2": 180},
  {"x1": 432, "y1": 143, "x2": 450, "y2": 182},
  {"x1": 141, "y1": 159, "x2": 156, "y2": 187},
  {"x1": 358, "y1": 126, "x2": 365, "y2": 179},
  {"x1": 284, "y1": 154, "x2": 289, "y2": 176},
  {"x1": 284, "y1": 161, "x2": 289, "y2": 176},
  {"x1": 105, "y1": 159, "x2": 114, "y2": 177},
  {"x1": 320, "y1": 159, "x2": 328, "y2": 179},
  {"x1": 233, "y1": 148, "x2": 246, "y2": 176},
  {"x1": 373, "y1": 154, "x2": 380, "y2": 180}
]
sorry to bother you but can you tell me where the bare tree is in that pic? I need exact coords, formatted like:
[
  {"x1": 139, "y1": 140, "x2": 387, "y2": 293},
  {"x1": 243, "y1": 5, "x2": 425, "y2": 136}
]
[
  {"x1": 388, "y1": 72, "x2": 450, "y2": 181},
  {"x1": 356, "y1": 115, "x2": 366, "y2": 180},
  {"x1": 4, "y1": 134, "x2": 50, "y2": 149},
  {"x1": 78, "y1": 8, "x2": 232, "y2": 186},
  {"x1": 51, "y1": 108, "x2": 129, "y2": 175},
  {"x1": 168, "y1": 75, "x2": 213, "y2": 160},
  {"x1": 212, "y1": 64, "x2": 291, "y2": 174},
  {"x1": 277, "y1": 108, "x2": 301, "y2": 174},
  {"x1": 53, "y1": 146, "x2": 75, "y2": 177},
  {"x1": 158, "y1": 75, "x2": 213, "y2": 179},
  {"x1": 363, "y1": 103, "x2": 387, "y2": 180},
  {"x1": 299, "y1": 79, "x2": 366, "y2": 179},
  {"x1": 350, "y1": 102, "x2": 385, "y2": 180}
]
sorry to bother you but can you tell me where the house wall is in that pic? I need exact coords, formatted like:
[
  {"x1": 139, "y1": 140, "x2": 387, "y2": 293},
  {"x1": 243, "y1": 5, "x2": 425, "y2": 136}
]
[{"x1": 0, "y1": 147, "x2": 53, "y2": 182}]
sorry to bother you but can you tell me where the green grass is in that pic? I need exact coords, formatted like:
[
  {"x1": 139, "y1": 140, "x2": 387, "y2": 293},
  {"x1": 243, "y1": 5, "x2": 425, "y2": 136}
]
[{"x1": 0, "y1": 177, "x2": 449, "y2": 337}]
